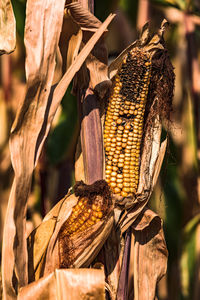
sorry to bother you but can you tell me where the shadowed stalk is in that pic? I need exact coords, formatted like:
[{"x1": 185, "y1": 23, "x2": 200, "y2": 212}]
[
  {"x1": 116, "y1": 228, "x2": 132, "y2": 300},
  {"x1": 76, "y1": 0, "x2": 104, "y2": 184}
]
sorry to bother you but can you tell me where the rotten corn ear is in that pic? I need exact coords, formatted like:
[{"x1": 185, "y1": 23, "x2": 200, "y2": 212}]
[
  {"x1": 104, "y1": 49, "x2": 152, "y2": 197},
  {"x1": 58, "y1": 180, "x2": 113, "y2": 268}
]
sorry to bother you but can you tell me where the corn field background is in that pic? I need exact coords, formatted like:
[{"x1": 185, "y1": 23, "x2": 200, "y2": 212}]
[{"x1": 0, "y1": 0, "x2": 200, "y2": 299}]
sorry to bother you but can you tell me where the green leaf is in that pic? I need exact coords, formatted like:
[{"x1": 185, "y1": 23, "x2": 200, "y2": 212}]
[{"x1": 11, "y1": 0, "x2": 26, "y2": 39}]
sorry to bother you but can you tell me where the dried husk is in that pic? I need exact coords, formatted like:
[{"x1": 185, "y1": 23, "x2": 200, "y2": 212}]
[
  {"x1": 18, "y1": 269, "x2": 105, "y2": 300},
  {"x1": 0, "y1": 0, "x2": 16, "y2": 54}
]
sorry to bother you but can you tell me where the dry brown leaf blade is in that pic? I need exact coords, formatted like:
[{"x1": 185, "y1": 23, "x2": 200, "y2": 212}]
[
  {"x1": 0, "y1": 0, "x2": 16, "y2": 54},
  {"x1": 2, "y1": 0, "x2": 66, "y2": 298}
]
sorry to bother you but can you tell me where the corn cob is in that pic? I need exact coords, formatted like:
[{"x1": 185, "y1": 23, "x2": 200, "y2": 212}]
[
  {"x1": 104, "y1": 48, "x2": 152, "y2": 197},
  {"x1": 59, "y1": 197, "x2": 104, "y2": 239},
  {"x1": 58, "y1": 181, "x2": 112, "y2": 268}
]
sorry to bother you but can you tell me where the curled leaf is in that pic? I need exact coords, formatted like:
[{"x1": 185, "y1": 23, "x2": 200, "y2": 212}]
[{"x1": 66, "y1": 2, "x2": 102, "y2": 32}]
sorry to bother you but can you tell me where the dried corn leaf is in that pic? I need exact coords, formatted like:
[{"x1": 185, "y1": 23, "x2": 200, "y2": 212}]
[
  {"x1": 2, "y1": 1, "x2": 114, "y2": 298},
  {"x1": 47, "y1": 13, "x2": 115, "y2": 139},
  {"x1": 0, "y1": 0, "x2": 16, "y2": 54},
  {"x1": 132, "y1": 208, "x2": 168, "y2": 300},
  {"x1": 18, "y1": 269, "x2": 105, "y2": 300},
  {"x1": 2, "y1": 1, "x2": 66, "y2": 297}
]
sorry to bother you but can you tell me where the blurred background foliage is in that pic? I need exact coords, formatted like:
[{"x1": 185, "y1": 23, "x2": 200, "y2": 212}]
[{"x1": 1, "y1": 0, "x2": 200, "y2": 299}]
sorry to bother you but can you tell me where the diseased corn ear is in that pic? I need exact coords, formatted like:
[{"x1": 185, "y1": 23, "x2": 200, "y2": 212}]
[
  {"x1": 104, "y1": 19, "x2": 174, "y2": 201},
  {"x1": 58, "y1": 180, "x2": 114, "y2": 268}
]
